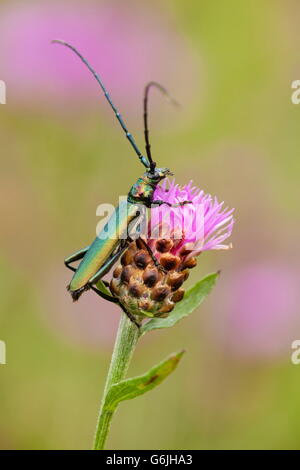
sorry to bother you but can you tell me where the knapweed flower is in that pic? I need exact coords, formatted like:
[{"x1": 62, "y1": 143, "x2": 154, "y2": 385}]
[{"x1": 110, "y1": 180, "x2": 234, "y2": 319}]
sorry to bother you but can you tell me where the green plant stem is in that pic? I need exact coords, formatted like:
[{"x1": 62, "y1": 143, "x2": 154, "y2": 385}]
[{"x1": 93, "y1": 313, "x2": 140, "y2": 450}]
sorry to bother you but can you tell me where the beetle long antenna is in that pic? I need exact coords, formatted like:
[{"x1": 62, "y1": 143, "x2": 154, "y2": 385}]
[
  {"x1": 143, "y1": 81, "x2": 179, "y2": 173},
  {"x1": 52, "y1": 39, "x2": 149, "y2": 169}
]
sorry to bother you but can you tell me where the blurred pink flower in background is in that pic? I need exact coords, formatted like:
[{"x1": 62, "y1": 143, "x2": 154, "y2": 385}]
[
  {"x1": 0, "y1": 0, "x2": 198, "y2": 112},
  {"x1": 210, "y1": 263, "x2": 300, "y2": 360},
  {"x1": 110, "y1": 179, "x2": 234, "y2": 318}
]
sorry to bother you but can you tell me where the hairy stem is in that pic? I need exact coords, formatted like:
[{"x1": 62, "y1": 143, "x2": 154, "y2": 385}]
[{"x1": 93, "y1": 313, "x2": 140, "y2": 450}]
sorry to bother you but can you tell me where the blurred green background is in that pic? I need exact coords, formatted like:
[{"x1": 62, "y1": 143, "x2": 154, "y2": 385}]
[{"x1": 1, "y1": 0, "x2": 300, "y2": 450}]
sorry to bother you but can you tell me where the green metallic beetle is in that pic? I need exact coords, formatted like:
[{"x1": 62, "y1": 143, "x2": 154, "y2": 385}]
[{"x1": 53, "y1": 40, "x2": 189, "y2": 322}]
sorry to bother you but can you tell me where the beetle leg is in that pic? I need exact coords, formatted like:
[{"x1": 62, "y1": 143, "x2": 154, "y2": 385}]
[
  {"x1": 65, "y1": 248, "x2": 114, "y2": 290},
  {"x1": 90, "y1": 284, "x2": 118, "y2": 303},
  {"x1": 137, "y1": 237, "x2": 168, "y2": 274},
  {"x1": 64, "y1": 246, "x2": 90, "y2": 272}
]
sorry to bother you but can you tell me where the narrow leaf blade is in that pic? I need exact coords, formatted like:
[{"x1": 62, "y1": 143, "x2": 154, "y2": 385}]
[
  {"x1": 104, "y1": 350, "x2": 185, "y2": 412},
  {"x1": 141, "y1": 272, "x2": 219, "y2": 336}
]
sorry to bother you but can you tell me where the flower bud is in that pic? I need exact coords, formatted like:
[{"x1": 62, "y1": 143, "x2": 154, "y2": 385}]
[{"x1": 109, "y1": 240, "x2": 190, "y2": 319}]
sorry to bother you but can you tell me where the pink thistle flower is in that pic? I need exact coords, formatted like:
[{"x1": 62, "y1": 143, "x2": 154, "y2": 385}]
[
  {"x1": 149, "y1": 178, "x2": 234, "y2": 258},
  {"x1": 110, "y1": 179, "x2": 234, "y2": 319}
]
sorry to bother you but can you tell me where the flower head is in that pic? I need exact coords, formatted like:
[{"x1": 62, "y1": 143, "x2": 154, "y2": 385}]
[{"x1": 110, "y1": 179, "x2": 234, "y2": 319}]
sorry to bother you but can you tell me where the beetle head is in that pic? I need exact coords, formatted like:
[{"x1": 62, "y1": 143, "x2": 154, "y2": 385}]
[{"x1": 146, "y1": 167, "x2": 173, "y2": 184}]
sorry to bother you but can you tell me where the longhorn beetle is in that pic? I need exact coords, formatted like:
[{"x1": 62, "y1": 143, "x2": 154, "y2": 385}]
[{"x1": 53, "y1": 40, "x2": 190, "y2": 325}]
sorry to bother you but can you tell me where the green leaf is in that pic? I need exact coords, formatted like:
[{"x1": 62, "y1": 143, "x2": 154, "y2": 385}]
[
  {"x1": 140, "y1": 272, "x2": 219, "y2": 336},
  {"x1": 103, "y1": 350, "x2": 185, "y2": 412}
]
